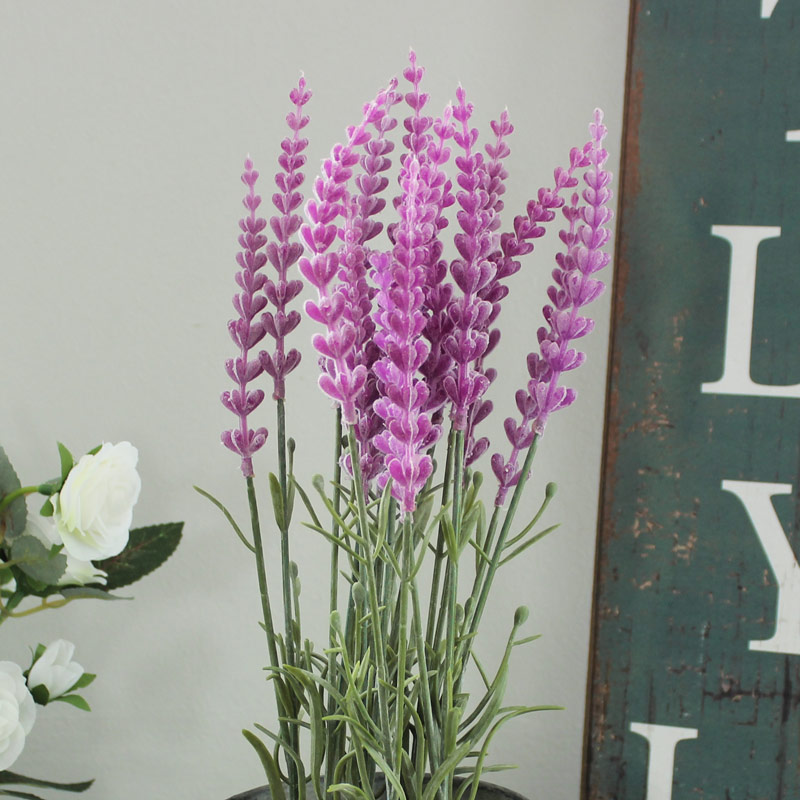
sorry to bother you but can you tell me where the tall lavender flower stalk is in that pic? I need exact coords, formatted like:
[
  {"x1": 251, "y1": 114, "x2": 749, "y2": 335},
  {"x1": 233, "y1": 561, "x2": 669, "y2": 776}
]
[
  {"x1": 340, "y1": 81, "x2": 401, "y2": 483},
  {"x1": 259, "y1": 77, "x2": 311, "y2": 400},
  {"x1": 493, "y1": 110, "x2": 612, "y2": 505},
  {"x1": 372, "y1": 156, "x2": 440, "y2": 514},
  {"x1": 442, "y1": 87, "x2": 497, "y2": 433},
  {"x1": 221, "y1": 159, "x2": 269, "y2": 478},
  {"x1": 462, "y1": 109, "x2": 514, "y2": 466},
  {"x1": 300, "y1": 89, "x2": 394, "y2": 426}
]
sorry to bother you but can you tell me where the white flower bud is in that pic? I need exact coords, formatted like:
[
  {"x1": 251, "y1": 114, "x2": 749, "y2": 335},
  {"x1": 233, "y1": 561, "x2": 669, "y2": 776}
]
[{"x1": 27, "y1": 640, "x2": 84, "y2": 701}]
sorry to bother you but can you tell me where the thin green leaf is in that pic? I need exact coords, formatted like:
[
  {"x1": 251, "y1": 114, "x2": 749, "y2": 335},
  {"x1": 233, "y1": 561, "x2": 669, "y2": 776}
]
[
  {"x1": 463, "y1": 707, "x2": 551, "y2": 800},
  {"x1": 411, "y1": 503, "x2": 451, "y2": 580},
  {"x1": 441, "y1": 515, "x2": 457, "y2": 562},
  {"x1": 268, "y1": 473, "x2": 285, "y2": 531},
  {"x1": 289, "y1": 477, "x2": 321, "y2": 528},
  {"x1": 361, "y1": 743, "x2": 406, "y2": 800},
  {"x1": 252, "y1": 724, "x2": 307, "y2": 800},
  {"x1": 421, "y1": 740, "x2": 473, "y2": 800},
  {"x1": 284, "y1": 668, "x2": 325, "y2": 800},
  {"x1": 503, "y1": 483, "x2": 557, "y2": 549},
  {"x1": 242, "y1": 730, "x2": 285, "y2": 800},
  {"x1": 193, "y1": 486, "x2": 253, "y2": 553},
  {"x1": 513, "y1": 634, "x2": 542, "y2": 647},
  {"x1": 326, "y1": 783, "x2": 371, "y2": 800},
  {"x1": 301, "y1": 523, "x2": 365, "y2": 564},
  {"x1": 310, "y1": 482, "x2": 361, "y2": 544},
  {"x1": 0, "y1": 771, "x2": 93, "y2": 791},
  {"x1": 498, "y1": 524, "x2": 560, "y2": 567}
]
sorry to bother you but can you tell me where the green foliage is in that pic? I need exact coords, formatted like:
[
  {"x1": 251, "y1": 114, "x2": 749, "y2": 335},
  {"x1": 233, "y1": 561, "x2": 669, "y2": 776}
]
[
  {"x1": 96, "y1": 522, "x2": 182, "y2": 590},
  {"x1": 219, "y1": 412, "x2": 556, "y2": 800},
  {"x1": 10, "y1": 536, "x2": 67, "y2": 588},
  {"x1": 0, "y1": 771, "x2": 93, "y2": 795},
  {"x1": 0, "y1": 448, "x2": 27, "y2": 540},
  {"x1": 51, "y1": 694, "x2": 91, "y2": 712}
]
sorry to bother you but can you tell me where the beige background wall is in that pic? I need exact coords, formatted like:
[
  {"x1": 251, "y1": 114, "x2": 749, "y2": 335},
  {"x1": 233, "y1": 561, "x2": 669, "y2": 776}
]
[{"x1": 0, "y1": 2, "x2": 630, "y2": 798}]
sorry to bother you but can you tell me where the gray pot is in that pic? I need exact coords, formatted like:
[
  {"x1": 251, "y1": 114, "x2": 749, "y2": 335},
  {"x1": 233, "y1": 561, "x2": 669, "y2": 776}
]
[{"x1": 226, "y1": 780, "x2": 529, "y2": 800}]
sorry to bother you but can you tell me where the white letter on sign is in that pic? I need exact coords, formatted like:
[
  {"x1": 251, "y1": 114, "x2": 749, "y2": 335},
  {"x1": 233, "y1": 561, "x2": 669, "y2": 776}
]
[
  {"x1": 700, "y1": 225, "x2": 799, "y2": 397},
  {"x1": 629, "y1": 722, "x2": 698, "y2": 800},
  {"x1": 722, "y1": 479, "x2": 800, "y2": 655},
  {"x1": 762, "y1": 0, "x2": 780, "y2": 17}
]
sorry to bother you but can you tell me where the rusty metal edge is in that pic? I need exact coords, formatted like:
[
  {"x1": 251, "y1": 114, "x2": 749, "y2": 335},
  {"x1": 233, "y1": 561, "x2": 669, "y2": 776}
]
[{"x1": 579, "y1": 1, "x2": 643, "y2": 797}]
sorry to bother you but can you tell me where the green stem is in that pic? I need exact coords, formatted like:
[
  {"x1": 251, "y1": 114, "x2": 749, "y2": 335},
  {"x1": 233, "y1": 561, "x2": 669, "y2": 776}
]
[
  {"x1": 277, "y1": 399, "x2": 296, "y2": 669},
  {"x1": 456, "y1": 505, "x2": 501, "y2": 667},
  {"x1": 326, "y1": 410, "x2": 344, "y2": 793},
  {"x1": 442, "y1": 429, "x2": 465, "y2": 800},
  {"x1": 276, "y1": 400, "x2": 299, "y2": 800},
  {"x1": 346, "y1": 426, "x2": 394, "y2": 771},
  {"x1": 0, "y1": 486, "x2": 39, "y2": 516},
  {"x1": 246, "y1": 476, "x2": 295, "y2": 800},
  {"x1": 461, "y1": 435, "x2": 540, "y2": 659},
  {"x1": 425, "y1": 427, "x2": 455, "y2": 644},
  {"x1": 410, "y1": 578, "x2": 441, "y2": 779},
  {"x1": 394, "y1": 514, "x2": 412, "y2": 775}
]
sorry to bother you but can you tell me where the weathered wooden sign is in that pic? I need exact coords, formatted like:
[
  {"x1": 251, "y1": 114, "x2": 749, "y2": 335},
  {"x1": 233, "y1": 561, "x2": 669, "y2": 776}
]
[{"x1": 585, "y1": 1, "x2": 800, "y2": 797}]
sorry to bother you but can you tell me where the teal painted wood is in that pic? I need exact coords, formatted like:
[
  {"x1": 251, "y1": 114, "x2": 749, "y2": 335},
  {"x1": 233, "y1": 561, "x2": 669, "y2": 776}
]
[{"x1": 586, "y1": 2, "x2": 800, "y2": 798}]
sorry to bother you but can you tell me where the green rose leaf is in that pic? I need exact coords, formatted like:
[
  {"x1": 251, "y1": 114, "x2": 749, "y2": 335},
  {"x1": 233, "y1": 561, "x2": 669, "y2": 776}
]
[
  {"x1": 0, "y1": 448, "x2": 27, "y2": 540},
  {"x1": 52, "y1": 694, "x2": 91, "y2": 712},
  {"x1": 56, "y1": 443, "x2": 74, "y2": 484},
  {"x1": 58, "y1": 587, "x2": 127, "y2": 601},
  {"x1": 10, "y1": 536, "x2": 66, "y2": 587},
  {"x1": 29, "y1": 685, "x2": 50, "y2": 706},
  {"x1": 96, "y1": 522, "x2": 183, "y2": 590}
]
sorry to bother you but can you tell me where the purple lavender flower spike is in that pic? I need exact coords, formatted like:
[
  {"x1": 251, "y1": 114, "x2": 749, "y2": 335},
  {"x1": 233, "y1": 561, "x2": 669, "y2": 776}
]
[
  {"x1": 222, "y1": 158, "x2": 270, "y2": 477},
  {"x1": 463, "y1": 109, "x2": 514, "y2": 466},
  {"x1": 259, "y1": 77, "x2": 311, "y2": 400},
  {"x1": 492, "y1": 110, "x2": 613, "y2": 505},
  {"x1": 300, "y1": 87, "x2": 393, "y2": 425},
  {"x1": 394, "y1": 55, "x2": 456, "y2": 433},
  {"x1": 442, "y1": 86, "x2": 498, "y2": 431},
  {"x1": 372, "y1": 156, "x2": 440, "y2": 513},
  {"x1": 339, "y1": 81, "x2": 401, "y2": 482}
]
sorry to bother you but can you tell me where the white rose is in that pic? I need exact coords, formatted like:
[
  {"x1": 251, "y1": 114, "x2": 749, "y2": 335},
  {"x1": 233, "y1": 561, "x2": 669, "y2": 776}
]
[
  {"x1": 27, "y1": 640, "x2": 84, "y2": 700},
  {"x1": 51, "y1": 442, "x2": 141, "y2": 561},
  {"x1": 0, "y1": 662, "x2": 35, "y2": 770},
  {"x1": 24, "y1": 513, "x2": 107, "y2": 586}
]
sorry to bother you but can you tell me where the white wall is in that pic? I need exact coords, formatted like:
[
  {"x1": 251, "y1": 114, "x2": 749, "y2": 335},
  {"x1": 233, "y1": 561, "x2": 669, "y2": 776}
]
[{"x1": 0, "y1": 2, "x2": 630, "y2": 798}]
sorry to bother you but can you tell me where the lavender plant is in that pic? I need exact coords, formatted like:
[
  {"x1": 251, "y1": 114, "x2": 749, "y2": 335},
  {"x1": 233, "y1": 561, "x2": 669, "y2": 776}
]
[{"x1": 203, "y1": 55, "x2": 613, "y2": 800}]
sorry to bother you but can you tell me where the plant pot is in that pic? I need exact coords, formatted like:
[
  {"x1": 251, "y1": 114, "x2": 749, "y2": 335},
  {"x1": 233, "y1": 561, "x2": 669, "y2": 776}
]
[{"x1": 225, "y1": 779, "x2": 529, "y2": 800}]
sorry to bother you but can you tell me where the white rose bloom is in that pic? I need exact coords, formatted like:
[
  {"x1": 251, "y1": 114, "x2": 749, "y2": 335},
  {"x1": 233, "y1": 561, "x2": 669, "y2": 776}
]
[
  {"x1": 27, "y1": 640, "x2": 84, "y2": 700},
  {"x1": 51, "y1": 441, "x2": 141, "y2": 562},
  {"x1": 0, "y1": 662, "x2": 35, "y2": 770},
  {"x1": 24, "y1": 514, "x2": 107, "y2": 586}
]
